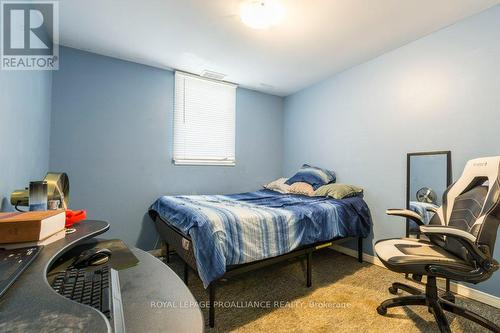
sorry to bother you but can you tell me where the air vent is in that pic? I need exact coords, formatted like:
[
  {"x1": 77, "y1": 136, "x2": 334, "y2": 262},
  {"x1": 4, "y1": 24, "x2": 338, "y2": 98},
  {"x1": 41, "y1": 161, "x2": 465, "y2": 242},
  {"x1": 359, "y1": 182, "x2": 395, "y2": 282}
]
[
  {"x1": 201, "y1": 70, "x2": 226, "y2": 81},
  {"x1": 259, "y1": 83, "x2": 274, "y2": 89}
]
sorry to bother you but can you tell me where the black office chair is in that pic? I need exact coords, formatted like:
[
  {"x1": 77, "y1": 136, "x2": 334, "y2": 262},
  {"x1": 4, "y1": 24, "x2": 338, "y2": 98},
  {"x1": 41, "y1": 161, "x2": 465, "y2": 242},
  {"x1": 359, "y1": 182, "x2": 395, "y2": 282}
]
[{"x1": 375, "y1": 156, "x2": 500, "y2": 333}]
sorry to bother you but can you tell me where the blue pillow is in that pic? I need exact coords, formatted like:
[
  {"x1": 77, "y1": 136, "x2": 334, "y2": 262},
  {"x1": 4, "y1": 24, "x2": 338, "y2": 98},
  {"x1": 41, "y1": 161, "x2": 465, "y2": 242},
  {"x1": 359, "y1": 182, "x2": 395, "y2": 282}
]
[{"x1": 285, "y1": 164, "x2": 336, "y2": 190}]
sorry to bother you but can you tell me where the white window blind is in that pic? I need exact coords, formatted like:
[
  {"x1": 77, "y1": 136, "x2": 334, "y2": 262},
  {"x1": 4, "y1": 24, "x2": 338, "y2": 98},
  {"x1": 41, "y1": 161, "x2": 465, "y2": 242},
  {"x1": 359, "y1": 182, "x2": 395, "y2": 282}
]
[{"x1": 173, "y1": 71, "x2": 236, "y2": 166}]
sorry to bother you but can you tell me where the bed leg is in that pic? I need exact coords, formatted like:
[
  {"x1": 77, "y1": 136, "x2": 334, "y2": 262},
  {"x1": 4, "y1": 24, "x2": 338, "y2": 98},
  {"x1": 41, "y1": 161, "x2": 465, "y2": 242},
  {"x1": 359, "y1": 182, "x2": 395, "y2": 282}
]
[
  {"x1": 209, "y1": 283, "x2": 216, "y2": 328},
  {"x1": 358, "y1": 237, "x2": 363, "y2": 263},
  {"x1": 183, "y1": 262, "x2": 189, "y2": 285},
  {"x1": 306, "y1": 252, "x2": 312, "y2": 287},
  {"x1": 165, "y1": 243, "x2": 170, "y2": 263}
]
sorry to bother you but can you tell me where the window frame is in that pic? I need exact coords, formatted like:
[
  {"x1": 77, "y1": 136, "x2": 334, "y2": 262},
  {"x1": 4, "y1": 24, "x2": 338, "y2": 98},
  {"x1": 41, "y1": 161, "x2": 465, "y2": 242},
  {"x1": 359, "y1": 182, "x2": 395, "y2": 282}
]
[{"x1": 173, "y1": 71, "x2": 237, "y2": 166}]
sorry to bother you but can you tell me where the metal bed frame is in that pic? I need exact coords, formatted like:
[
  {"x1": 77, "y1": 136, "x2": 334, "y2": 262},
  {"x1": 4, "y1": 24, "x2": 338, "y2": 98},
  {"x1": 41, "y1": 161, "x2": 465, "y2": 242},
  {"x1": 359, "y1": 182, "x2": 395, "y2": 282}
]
[{"x1": 151, "y1": 212, "x2": 364, "y2": 327}]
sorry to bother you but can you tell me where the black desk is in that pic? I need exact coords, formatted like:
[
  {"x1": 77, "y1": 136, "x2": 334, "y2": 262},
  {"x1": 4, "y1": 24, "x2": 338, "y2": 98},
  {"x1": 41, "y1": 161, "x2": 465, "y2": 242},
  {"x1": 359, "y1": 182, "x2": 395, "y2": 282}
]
[{"x1": 0, "y1": 220, "x2": 204, "y2": 333}]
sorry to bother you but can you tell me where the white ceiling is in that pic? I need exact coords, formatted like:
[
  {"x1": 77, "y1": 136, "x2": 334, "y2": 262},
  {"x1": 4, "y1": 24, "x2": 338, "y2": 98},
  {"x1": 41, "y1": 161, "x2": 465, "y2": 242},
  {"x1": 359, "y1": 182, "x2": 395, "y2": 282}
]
[{"x1": 59, "y1": 0, "x2": 499, "y2": 96}]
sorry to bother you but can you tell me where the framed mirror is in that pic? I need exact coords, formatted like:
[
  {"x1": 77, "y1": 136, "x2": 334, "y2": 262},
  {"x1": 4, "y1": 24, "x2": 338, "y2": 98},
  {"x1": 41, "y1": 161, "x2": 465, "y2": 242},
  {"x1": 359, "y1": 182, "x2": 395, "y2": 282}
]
[{"x1": 406, "y1": 151, "x2": 452, "y2": 236}]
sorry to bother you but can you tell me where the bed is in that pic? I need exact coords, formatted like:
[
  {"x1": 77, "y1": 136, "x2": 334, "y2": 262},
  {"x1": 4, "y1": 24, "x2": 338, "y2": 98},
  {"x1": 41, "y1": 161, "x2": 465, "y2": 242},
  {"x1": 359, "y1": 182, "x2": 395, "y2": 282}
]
[{"x1": 149, "y1": 189, "x2": 372, "y2": 326}]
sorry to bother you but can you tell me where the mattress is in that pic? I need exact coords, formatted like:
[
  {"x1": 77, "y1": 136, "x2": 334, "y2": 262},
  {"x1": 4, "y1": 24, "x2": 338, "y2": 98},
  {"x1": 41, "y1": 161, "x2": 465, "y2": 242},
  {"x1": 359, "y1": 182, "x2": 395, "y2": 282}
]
[{"x1": 149, "y1": 189, "x2": 372, "y2": 287}]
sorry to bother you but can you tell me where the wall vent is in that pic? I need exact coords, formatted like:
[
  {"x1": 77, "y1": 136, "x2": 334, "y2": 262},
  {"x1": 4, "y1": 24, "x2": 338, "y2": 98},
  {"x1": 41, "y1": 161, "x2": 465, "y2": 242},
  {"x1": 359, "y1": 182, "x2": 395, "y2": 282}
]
[
  {"x1": 201, "y1": 70, "x2": 226, "y2": 81},
  {"x1": 259, "y1": 83, "x2": 274, "y2": 89}
]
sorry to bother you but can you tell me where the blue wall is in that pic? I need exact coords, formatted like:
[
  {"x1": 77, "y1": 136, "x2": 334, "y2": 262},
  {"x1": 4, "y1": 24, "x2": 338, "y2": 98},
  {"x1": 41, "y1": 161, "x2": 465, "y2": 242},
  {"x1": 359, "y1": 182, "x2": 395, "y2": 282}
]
[
  {"x1": 50, "y1": 47, "x2": 284, "y2": 249},
  {"x1": 283, "y1": 6, "x2": 500, "y2": 296},
  {"x1": 0, "y1": 71, "x2": 52, "y2": 211}
]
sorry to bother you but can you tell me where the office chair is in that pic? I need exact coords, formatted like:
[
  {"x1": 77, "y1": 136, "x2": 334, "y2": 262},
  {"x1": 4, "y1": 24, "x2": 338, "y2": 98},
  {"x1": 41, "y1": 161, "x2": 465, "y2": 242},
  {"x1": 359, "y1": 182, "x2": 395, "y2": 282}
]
[{"x1": 375, "y1": 156, "x2": 500, "y2": 333}]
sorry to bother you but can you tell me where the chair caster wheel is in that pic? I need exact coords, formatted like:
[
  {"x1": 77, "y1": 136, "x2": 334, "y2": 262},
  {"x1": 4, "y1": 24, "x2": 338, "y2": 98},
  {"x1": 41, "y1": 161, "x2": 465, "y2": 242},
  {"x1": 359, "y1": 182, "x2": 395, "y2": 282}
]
[
  {"x1": 377, "y1": 306, "x2": 387, "y2": 315},
  {"x1": 388, "y1": 286, "x2": 398, "y2": 295}
]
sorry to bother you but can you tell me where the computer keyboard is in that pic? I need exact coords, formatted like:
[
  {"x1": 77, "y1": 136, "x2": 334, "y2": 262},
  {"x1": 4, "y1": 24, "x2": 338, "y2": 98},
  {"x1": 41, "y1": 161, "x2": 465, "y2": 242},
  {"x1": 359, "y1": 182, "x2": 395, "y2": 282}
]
[
  {"x1": 51, "y1": 265, "x2": 113, "y2": 317},
  {"x1": 0, "y1": 246, "x2": 42, "y2": 298},
  {"x1": 51, "y1": 265, "x2": 125, "y2": 332}
]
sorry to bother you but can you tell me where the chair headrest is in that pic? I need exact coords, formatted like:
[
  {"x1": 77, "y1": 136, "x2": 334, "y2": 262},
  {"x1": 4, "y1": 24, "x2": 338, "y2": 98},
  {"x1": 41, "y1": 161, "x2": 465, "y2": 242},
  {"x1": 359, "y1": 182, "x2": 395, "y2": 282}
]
[{"x1": 444, "y1": 156, "x2": 500, "y2": 222}]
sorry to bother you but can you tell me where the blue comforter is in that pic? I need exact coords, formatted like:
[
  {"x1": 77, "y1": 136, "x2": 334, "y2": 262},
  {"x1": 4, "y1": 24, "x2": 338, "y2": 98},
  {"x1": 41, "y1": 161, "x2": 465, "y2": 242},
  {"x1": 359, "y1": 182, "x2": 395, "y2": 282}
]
[{"x1": 150, "y1": 189, "x2": 372, "y2": 287}]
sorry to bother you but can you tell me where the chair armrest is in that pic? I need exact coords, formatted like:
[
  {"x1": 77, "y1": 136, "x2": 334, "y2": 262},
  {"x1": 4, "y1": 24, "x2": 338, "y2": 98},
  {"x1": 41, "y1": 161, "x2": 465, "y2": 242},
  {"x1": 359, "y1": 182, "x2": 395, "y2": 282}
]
[
  {"x1": 419, "y1": 225, "x2": 493, "y2": 266},
  {"x1": 386, "y1": 209, "x2": 424, "y2": 226},
  {"x1": 420, "y1": 225, "x2": 499, "y2": 278},
  {"x1": 419, "y1": 225, "x2": 477, "y2": 243}
]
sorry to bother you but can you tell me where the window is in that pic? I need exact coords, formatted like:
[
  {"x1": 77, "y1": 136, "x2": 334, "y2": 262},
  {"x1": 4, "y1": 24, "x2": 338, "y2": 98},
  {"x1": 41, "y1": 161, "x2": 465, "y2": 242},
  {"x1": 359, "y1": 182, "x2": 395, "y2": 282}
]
[{"x1": 173, "y1": 71, "x2": 236, "y2": 166}]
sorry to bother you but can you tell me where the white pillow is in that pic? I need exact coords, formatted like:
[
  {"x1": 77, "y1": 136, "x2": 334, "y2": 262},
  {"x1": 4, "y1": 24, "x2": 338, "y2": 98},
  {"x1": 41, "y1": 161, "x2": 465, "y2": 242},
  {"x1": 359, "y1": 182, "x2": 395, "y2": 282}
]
[{"x1": 263, "y1": 177, "x2": 291, "y2": 194}]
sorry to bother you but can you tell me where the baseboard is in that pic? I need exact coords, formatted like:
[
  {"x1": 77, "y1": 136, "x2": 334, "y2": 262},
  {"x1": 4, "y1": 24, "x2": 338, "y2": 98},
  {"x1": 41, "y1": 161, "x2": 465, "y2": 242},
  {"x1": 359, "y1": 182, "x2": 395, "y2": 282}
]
[
  {"x1": 448, "y1": 282, "x2": 500, "y2": 308},
  {"x1": 330, "y1": 244, "x2": 500, "y2": 309},
  {"x1": 330, "y1": 244, "x2": 384, "y2": 267}
]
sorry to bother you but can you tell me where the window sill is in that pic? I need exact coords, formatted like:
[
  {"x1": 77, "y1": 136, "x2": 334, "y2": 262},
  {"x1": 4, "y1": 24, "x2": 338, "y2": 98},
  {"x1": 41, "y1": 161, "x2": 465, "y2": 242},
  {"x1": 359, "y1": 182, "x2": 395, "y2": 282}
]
[{"x1": 173, "y1": 160, "x2": 236, "y2": 167}]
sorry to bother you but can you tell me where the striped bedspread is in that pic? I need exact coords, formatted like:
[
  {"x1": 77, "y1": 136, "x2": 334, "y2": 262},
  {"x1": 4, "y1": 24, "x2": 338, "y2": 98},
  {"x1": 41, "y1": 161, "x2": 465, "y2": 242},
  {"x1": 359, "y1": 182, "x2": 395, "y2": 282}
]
[{"x1": 150, "y1": 189, "x2": 372, "y2": 287}]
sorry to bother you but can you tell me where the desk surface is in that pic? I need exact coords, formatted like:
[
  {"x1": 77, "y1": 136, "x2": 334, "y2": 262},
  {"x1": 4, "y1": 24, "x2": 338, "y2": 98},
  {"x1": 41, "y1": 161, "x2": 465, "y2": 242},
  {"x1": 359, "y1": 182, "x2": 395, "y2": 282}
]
[
  {"x1": 0, "y1": 220, "x2": 204, "y2": 333},
  {"x1": 120, "y1": 248, "x2": 204, "y2": 333}
]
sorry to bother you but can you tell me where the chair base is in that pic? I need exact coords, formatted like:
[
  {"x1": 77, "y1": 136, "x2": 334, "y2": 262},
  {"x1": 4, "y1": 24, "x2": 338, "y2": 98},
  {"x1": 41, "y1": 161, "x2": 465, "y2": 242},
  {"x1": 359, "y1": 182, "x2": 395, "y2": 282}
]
[
  {"x1": 388, "y1": 281, "x2": 456, "y2": 303},
  {"x1": 377, "y1": 277, "x2": 500, "y2": 333}
]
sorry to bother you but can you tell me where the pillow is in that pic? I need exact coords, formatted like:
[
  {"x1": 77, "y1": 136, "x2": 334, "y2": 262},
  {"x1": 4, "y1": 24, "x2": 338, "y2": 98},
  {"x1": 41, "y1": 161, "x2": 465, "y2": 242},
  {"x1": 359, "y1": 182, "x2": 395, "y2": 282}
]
[
  {"x1": 289, "y1": 182, "x2": 315, "y2": 196},
  {"x1": 313, "y1": 183, "x2": 363, "y2": 199},
  {"x1": 285, "y1": 164, "x2": 336, "y2": 190},
  {"x1": 263, "y1": 177, "x2": 291, "y2": 194}
]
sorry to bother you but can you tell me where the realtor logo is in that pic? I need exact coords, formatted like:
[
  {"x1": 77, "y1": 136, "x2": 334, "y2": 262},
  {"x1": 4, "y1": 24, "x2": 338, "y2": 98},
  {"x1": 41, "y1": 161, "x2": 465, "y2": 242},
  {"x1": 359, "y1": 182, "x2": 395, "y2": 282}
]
[{"x1": 1, "y1": 1, "x2": 59, "y2": 70}]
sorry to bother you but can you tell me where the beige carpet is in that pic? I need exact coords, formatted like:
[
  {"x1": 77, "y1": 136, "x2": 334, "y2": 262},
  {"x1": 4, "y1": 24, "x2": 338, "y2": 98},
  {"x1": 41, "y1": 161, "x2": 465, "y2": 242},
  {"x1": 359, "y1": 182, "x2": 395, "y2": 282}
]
[{"x1": 164, "y1": 249, "x2": 500, "y2": 332}]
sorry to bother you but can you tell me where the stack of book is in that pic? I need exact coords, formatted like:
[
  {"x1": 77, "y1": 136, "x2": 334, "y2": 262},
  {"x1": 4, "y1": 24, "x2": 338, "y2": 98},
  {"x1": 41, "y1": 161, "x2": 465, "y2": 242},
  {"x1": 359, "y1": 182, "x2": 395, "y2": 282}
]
[{"x1": 0, "y1": 210, "x2": 66, "y2": 249}]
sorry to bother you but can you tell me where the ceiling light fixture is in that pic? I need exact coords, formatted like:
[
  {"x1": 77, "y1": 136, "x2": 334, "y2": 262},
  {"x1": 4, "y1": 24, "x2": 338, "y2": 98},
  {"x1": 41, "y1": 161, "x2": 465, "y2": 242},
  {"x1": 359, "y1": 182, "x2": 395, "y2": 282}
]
[{"x1": 240, "y1": 0, "x2": 285, "y2": 30}]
